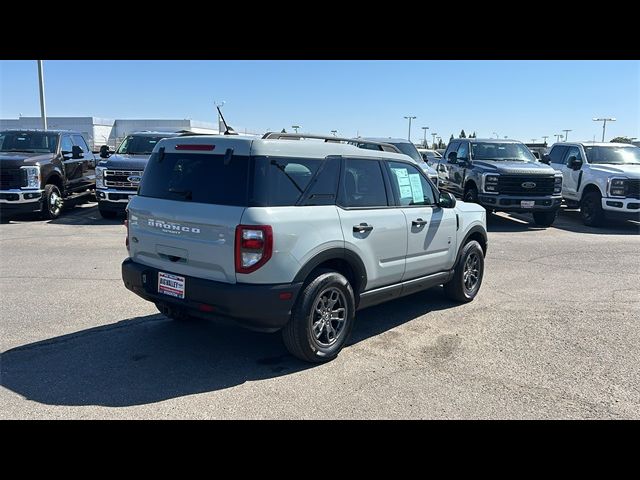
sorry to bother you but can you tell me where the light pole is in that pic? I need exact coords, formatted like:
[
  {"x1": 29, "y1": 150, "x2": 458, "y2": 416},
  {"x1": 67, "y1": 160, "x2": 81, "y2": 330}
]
[
  {"x1": 404, "y1": 116, "x2": 416, "y2": 141},
  {"x1": 592, "y1": 117, "x2": 616, "y2": 142},
  {"x1": 492, "y1": 132, "x2": 499, "y2": 138},
  {"x1": 562, "y1": 129, "x2": 572, "y2": 142},
  {"x1": 531, "y1": 138, "x2": 537, "y2": 143},
  {"x1": 292, "y1": 125, "x2": 300, "y2": 133},
  {"x1": 555, "y1": 134, "x2": 563, "y2": 143},
  {"x1": 37, "y1": 60, "x2": 47, "y2": 130},
  {"x1": 421, "y1": 126, "x2": 429, "y2": 147},
  {"x1": 330, "y1": 130, "x2": 337, "y2": 136},
  {"x1": 431, "y1": 132, "x2": 437, "y2": 148},
  {"x1": 542, "y1": 135, "x2": 549, "y2": 145}
]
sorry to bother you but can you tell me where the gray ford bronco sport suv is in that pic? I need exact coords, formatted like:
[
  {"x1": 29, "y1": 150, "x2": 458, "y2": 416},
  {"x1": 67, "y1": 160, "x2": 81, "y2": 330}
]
[
  {"x1": 122, "y1": 135, "x2": 488, "y2": 362},
  {"x1": 436, "y1": 138, "x2": 563, "y2": 227}
]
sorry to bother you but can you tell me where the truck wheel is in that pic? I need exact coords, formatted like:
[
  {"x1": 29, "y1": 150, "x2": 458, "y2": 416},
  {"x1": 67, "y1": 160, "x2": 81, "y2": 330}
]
[
  {"x1": 282, "y1": 270, "x2": 355, "y2": 363},
  {"x1": 464, "y1": 186, "x2": 479, "y2": 204},
  {"x1": 580, "y1": 191, "x2": 605, "y2": 227},
  {"x1": 443, "y1": 240, "x2": 484, "y2": 303},
  {"x1": 41, "y1": 184, "x2": 63, "y2": 220},
  {"x1": 99, "y1": 206, "x2": 118, "y2": 219},
  {"x1": 532, "y1": 210, "x2": 557, "y2": 227}
]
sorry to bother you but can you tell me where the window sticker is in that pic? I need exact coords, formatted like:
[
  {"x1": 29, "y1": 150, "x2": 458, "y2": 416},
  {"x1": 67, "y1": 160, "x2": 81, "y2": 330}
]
[{"x1": 409, "y1": 174, "x2": 424, "y2": 204}]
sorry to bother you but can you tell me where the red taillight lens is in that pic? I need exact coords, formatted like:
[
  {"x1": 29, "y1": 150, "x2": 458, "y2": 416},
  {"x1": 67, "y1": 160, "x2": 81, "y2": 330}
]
[
  {"x1": 235, "y1": 225, "x2": 273, "y2": 274},
  {"x1": 174, "y1": 144, "x2": 215, "y2": 151},
  {"x1": 124, "y1": 217, "x2": 130, "y2": 252}
]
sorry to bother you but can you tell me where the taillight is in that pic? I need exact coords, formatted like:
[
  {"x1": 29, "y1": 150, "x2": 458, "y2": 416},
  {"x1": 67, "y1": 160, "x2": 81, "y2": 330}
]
[
  {"x1": 124, "y1": 216, "x2": 130, "y2": 252},
  {"x1": 235, "y1": 225, "x2": 273, "y2": 274}
]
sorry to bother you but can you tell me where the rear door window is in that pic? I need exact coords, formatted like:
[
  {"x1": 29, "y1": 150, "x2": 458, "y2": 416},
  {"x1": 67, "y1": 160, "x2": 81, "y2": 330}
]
[
  {"x1": 338, "y1": 158, "x2": 388, "y2": 208},
  {"x1": 139, "y1": 152, "x2": 250, "y2": 206}
]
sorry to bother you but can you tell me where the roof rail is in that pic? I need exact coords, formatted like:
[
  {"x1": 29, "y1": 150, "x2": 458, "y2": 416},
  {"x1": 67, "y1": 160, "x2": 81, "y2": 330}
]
[{"x1": 261, "y1": 132, "x2": 402, "y2": 154}]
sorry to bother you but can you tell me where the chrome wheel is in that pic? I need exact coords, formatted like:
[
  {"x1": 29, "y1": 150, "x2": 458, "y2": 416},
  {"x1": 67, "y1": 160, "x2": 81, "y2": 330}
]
[
  {"x1": 463, "y1": 252, "x2": 480, "y2": 293},
  {"x1": 49, "y1": 188, "x2": 62, "y2": 216},
  {"x1": 310, "y1": 287, "x2": 347, "y2": 347}
]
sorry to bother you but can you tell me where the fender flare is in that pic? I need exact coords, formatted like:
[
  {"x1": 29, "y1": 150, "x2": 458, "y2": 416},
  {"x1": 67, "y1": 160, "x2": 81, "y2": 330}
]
[
  {"x1": 293, "y1": 248, "x2": 367, "y2": 294},
  {"x1": 456, "y1": 225, "x2": 488, "y2": 264}
]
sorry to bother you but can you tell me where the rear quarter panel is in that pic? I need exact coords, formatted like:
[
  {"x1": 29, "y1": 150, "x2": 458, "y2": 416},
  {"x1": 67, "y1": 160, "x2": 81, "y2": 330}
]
[{"x1": 238, "y1": 205, "x2": 344, "y2": 284}]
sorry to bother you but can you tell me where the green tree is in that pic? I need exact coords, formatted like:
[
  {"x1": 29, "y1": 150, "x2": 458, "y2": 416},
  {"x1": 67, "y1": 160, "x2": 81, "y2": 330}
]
[
  {"x1": 610, "y1": 136, "x2": 634, "y2": 144},
  {"x1": 449, "y1": 134, "x2": 454, "y2": 142},
  {"x1": 471, "y1": 131, "x2": 477, "y2": 138},
  {"x1": 281, "y1": 128, "x2": 287, "y2": 133},
  {"x1": 459, "y1": 129, "x2": 466, "y2": 138}
]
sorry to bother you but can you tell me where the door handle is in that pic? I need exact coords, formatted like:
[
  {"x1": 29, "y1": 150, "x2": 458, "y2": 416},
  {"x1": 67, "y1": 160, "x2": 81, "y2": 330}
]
[
  {"x1": 353, "y1": 223, "x2": 374, "y2": 233},
  {"x1": 412, "y1": 218, "x2": 427, "y2": 227}
]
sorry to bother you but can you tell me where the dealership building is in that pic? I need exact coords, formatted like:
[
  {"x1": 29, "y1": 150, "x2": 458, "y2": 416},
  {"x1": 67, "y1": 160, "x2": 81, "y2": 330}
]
[{"x1": 0, "y1": 116, "x2": 221, "y2": 150}]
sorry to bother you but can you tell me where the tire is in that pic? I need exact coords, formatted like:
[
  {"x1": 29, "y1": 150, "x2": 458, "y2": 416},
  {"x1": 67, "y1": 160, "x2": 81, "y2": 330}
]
[
  {"x1": 41, "y1": 184, "x2": 63, "y2": 220},
  {"x1": 580, "y1": 191, "x2": 605, "y2": 227},
  {"x1": 155, "y1": 302, "x2": 192, "y2": 321},
  {"x1": 532, "y1": 210, "x2": 557, "y2": 227},
  {"x1": 99, "y1": 206, "x2": 118, "y2": 219},
  {"x1": 464, "y1": 186, "x2": 479, "y2": 204},
  {"x1": 443, "y1": 240, "x2": 484, "y2": 303},
  {"x1": 282, "y1": 269, "x2": 356, "y2": 363}
]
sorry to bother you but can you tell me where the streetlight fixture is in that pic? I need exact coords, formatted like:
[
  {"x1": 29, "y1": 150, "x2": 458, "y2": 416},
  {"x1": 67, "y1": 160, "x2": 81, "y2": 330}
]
[
  {"x1": 531, "y1": 138, "x2": 537, "y2": 143},
  {"x1": 542, "y1": 135, "x2": 549, "y2": 145},
  {"x1": 492, "y1": 132, "x2": 499, "y2": 138},
  {"x1": 421, "y1": 126, "x2": 429, "y2": 147},
  {"x1": 554, "y1": 134, "x2": 563, "y2": 142},
  {"x1": 37, "y1": 60, "x2": 47, "y2": 130},
  {"x1": 562, "y1": 129, "x2": 572, "y2": 142},
  {"x1": 292, "y1": 125, "x2": 300, "y2": 133},
  {"x1": 404, "y1": 116, "x2": 416, "y2": 141},
  {"x1": 592, "y1": 117, "x2": 616, "y2": 142},
  {"x1": 330, "y1": 130, "x2": 337, "y2": 136},
  {"x1": 431, "y1": 132, "x2": 437, "y2": 148}
]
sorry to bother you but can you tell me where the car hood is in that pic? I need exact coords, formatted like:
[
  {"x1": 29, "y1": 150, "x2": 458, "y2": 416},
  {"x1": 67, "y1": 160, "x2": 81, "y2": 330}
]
[
  {"x1": 587, "y1": 164, "x2": 640, "y2": 179},
  {"x1": 98, "y1": 154, "x2": 151, "y2": 170},
  {"x1": 0, "y1": 152, "x2": 54, "y2": 168},
  {"x1": 472, "y1": 160, "x2": 556, "y2": 175}
]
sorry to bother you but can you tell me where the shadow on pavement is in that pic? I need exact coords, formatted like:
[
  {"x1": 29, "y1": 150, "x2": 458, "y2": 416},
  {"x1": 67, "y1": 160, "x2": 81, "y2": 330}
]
[
  {"x1": 0, "y1": 202, "x2": 123, "y2": 226},
  {"x1": 487, "y1": 207, "x2": 640, "y2": 235},
  {"x1": 0, "y1": 288, "x2": 458, "y2": 407}
]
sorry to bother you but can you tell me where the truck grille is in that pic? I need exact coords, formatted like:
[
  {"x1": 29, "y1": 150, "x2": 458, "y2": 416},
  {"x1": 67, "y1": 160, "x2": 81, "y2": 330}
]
[
  {"x1": 626, "y1": 179, "x2": 640, "y2": 199},
  {"x1": 497, "y1": 175, "x2": 555, "y2": 196},
  {"x1": 0, "y1": 168, "x2": 26, "y2": 189},
  {"x1": 105, "y1": 170, "x2": 143, "y2": 189}
]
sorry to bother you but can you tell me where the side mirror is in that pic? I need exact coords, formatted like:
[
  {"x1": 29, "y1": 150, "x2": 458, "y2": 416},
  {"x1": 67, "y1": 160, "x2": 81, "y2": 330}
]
[
  {"x1": 447, "y1": 151, "x2": 457, "y2": 163},
  {"x1": 458, "y1": 158, "x2": 469, "y2": 167},
  {"x1": 567, "y1": 155, "x2": 583, "y2": 170},
  {"x1": 541, "y1": 154, "x2": 551, "y2": 165},
  {"x1": 99, "y1": 145, "x2": 111, "y2": 158},
  {"x1": 71, "y1": 145, "x2": 83, "y2": 159},
  {"x1": 438, "y1": 191, "x2": 456, "y2": 208}
]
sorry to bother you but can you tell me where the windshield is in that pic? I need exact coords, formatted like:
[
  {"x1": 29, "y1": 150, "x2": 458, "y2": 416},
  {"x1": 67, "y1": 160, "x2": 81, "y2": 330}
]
[
  {"x1": 393, "y1": 142, "x2": 422, "y2": 163},
  {"x1": 117, "y1": 135, "x2": 166, "y2": 155},
  {"x1": 584, "y1": 146, "x2": 640, "y2": 165},
  {"x1": 0, "y1": 131, "x2": 58, "y2": 153},
  {"x1": 471, "y1": 142, "x2": 537, "y2": 162}
]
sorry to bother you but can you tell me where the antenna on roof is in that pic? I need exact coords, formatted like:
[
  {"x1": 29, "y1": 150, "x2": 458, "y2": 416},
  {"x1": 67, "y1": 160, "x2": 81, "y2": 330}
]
[{"x1": 216, "y1": 105, "x2": 238, "y2": 135}]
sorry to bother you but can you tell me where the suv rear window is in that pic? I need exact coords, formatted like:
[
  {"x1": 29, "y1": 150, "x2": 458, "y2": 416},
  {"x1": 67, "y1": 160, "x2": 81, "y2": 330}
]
[
  {"x1": 251, "y1": 156, "x2": 321, "y2": 206},
  {"x1": 139, "y1": 152, "x2": 250, "y2": 206}
]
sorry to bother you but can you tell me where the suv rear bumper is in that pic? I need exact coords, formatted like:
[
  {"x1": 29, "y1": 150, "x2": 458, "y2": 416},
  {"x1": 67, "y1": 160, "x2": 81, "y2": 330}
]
[
  {"x1": 478, "y1": 194, "x2": 562, "y2": 212},
  {"x1": 122, "y1": 258, "x2": 302, "y2": 332}
]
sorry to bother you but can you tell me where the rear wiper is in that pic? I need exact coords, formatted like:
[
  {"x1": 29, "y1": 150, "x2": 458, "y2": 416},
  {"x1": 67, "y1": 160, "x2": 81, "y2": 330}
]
[
  {"x1": 270, "y1": 159, "x2": 303, "y2": 194},
  {"x1": 168, "y1": 188, "x2": 193, "y2": 200}
]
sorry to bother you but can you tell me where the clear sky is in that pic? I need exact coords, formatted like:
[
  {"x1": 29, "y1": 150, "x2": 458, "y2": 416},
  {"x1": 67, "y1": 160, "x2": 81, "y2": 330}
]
[{"x1": 1, "y1": 60, "x2": 638, "y2": 144}]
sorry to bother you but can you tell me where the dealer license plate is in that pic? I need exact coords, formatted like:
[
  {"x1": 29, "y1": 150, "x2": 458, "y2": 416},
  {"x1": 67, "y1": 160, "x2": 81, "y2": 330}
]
[
  {"x1": 158, "y1": 272, "x2": 185, "y2": 299},
  {"x1": 521, "y1": 200, "x2": 535, "y2": 208}
]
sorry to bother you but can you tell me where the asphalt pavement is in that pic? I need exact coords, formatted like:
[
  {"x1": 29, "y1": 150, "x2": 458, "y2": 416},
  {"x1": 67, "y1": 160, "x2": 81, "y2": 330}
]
[{"x1": 1, "y1": 202, "x2": 639, "y2": 419}]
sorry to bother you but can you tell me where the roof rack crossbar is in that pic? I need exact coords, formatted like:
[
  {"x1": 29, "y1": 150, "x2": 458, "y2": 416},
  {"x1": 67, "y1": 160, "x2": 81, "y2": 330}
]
[{"x1": 261, "y1": 132, "x2": 402, "y2": 154}]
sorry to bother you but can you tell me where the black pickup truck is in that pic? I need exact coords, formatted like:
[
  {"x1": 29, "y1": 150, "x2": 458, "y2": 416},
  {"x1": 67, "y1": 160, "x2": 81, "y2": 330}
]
[
  {"x1": 95, "y1": 131, "x2": 183, "y2": 218},
  {"x1": 0, "y1": 129, "x2": 96, "y2": 219},
  {"x1": 435, "y1": 138, "x2": 563, "y2": 227}
]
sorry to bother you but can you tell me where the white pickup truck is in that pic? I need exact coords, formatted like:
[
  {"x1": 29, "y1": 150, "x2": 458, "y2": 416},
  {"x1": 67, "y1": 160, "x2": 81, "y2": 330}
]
[{"x1": 544, "y1": 142, "x2": 640, "y2": 226}]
